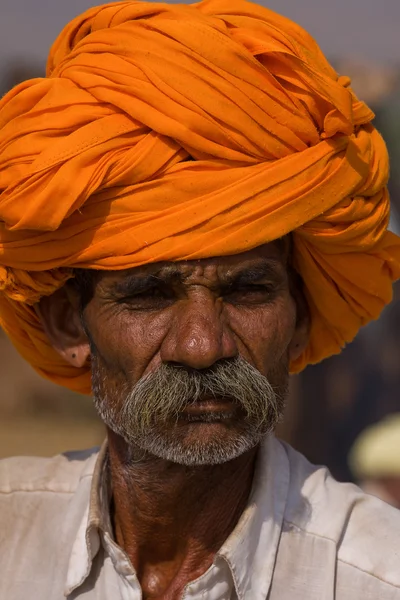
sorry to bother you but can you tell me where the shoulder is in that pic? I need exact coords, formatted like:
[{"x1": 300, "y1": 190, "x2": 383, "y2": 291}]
[
  {"x1": 335, "y1": 489, "x2": 400, "y2": 593},
  {"x1": 278, "y1": 440, "x2": 400, "y2": 591},
  {"x1": 0, "y1": 446, "x2": 99, "y2": 495},
  {"x1": 0, "y1": 447, "x2": 100, "y2": 596}
]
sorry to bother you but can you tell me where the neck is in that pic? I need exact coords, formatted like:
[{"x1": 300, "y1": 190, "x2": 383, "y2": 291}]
[{"x1": 107, "y1": 430, "x2": 257, "y2": 599}]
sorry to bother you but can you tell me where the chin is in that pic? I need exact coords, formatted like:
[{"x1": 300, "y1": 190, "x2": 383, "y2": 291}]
[{"x1": 123, "y1": 420, "x2": 266, "y2": 466}]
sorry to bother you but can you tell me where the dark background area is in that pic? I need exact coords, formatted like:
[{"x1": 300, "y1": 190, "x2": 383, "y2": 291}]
[{"x1": 0, "y1": 0, "x2": 399, "y2": 482}]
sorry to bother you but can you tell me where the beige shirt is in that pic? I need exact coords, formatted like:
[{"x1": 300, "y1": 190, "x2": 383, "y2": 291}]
[{"x1": 1, "y1": 435, "x2": 399, "y2": 600}]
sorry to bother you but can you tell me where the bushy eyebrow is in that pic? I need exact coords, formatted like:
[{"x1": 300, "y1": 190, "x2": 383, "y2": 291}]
[
  {"x1": 110, "y1": 259, "x2": 284, "y2": 297},
  {"x1": 225, "y1": 261, "x2": 284, "y2": 287},
  {"x1": 111, "y1": 266, "x2": 182, "y2": 297}
]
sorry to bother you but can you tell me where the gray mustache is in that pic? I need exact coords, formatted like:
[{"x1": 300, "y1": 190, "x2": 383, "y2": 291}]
[{"x1": 120, "y1": 356, "x2": 284, "y2": 432}]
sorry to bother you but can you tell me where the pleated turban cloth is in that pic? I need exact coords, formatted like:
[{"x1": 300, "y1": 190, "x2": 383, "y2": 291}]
[{"x1": 0, "y1": 0, "x2": 399, "y2": 394}]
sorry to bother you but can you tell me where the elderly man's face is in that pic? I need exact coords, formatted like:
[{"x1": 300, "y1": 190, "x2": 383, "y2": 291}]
[{"x1": 45, "y1": 242, "x2": 308, "y2": 465}]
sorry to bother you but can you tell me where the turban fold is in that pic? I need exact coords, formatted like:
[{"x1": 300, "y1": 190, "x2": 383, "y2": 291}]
[{"x1": 0, "y1": 0, "x2": 399, "y2": 393}]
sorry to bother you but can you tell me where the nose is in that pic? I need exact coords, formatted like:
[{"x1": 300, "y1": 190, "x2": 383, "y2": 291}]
[{"x1": 160, "y1": 294, "x2": 238, "y2": 370}]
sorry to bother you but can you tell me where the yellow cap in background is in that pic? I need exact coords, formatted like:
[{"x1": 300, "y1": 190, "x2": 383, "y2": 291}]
[{"x1": 349, "y1": 414, "x2": 400, "y2": 479}]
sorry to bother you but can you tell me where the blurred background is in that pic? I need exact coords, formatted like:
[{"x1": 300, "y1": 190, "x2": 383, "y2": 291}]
[{"x1": 0, "y1": 0, "x2": 399, "y2": 493}]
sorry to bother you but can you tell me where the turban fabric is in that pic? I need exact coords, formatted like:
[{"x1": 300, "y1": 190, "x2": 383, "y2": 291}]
[{"x1": 0, "y1": 0, "x2": 399, "y2": 394}]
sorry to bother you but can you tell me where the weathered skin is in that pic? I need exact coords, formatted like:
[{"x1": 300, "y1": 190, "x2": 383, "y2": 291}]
[{"x1": 38, "y1": 242, "x2": 309, "y2": 599}]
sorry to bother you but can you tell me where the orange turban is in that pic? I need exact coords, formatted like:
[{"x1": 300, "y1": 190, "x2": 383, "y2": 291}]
[{"x1": 0, "y1": 0, "x2": 399, "y2": 394}]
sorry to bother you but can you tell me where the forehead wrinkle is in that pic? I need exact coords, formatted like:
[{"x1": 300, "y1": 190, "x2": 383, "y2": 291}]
[
  {"x1": 154, "y1": 258, "x2": 286, "y2": 288},
  {"x1": 109, "y1": 255, "x2": 286, "y2": 295},
  {"x1": 154, "y1": 263, "x2": 185, "y2": 281},
  {"x1": 152, "y1": 262, "x2": 213, "y2": 285}
]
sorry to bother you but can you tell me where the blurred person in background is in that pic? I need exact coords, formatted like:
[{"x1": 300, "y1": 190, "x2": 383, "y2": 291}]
[
  {"x1": 0, "y1": 1, "x2": 400, "y2": 599},
  {"x1": 349, "y1": 414, "x2": 400, "y2": 508}
]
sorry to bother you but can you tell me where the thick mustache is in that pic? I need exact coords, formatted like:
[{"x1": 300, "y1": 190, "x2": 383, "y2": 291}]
[{"x1": 119, "y1": 356, "x2": 283, "y2": 432}]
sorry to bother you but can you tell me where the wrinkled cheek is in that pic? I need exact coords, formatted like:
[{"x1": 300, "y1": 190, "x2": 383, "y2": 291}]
[
  {"x1": 87, "y1": 308, "x2": 168, "y2": 384},
  {"x1": 256, "y1": 328, "x2": 291, "y2": 374},
  {"x1": 228, "y1": 301, "x2": 297, "y2": 374},
  {"x1": 268, "y1": 308, "x2": 297, "y2": 359},
  {"x1": 90, "y1": 351, "x2": 123, "y2": 413}
]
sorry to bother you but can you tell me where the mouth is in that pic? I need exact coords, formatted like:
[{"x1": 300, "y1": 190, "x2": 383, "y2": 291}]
[{"x1": 180, "y1": 396, "x2": 240, "y2": 420}]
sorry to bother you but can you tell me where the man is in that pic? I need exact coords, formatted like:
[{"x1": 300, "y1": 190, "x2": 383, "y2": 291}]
[
  {"x1": 349, "y1": 413, "x2": 400, "y2": 508},
  {"x1": 0, "y1": 1, "x2": 399, "y2": 598}
]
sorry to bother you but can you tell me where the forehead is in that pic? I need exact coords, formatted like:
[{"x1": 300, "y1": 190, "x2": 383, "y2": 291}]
[{"x1": 101, "y1": 241, "x2": 288, "y2": 284}]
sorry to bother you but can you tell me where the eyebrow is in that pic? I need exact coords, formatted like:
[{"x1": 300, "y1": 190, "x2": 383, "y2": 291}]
[
  {"x1": 110, "y1": 259, "x2": 284, "y2": 297},
  {"x1": 225, "y1": 261, "x2": 284, "y2": 287},
  {"x1": 111, "y1": 265, "x2": 182, "y2": 297}
]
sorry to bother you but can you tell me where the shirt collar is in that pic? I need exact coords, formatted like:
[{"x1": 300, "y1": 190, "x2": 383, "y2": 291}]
[
  {"x1": 64, "y1": 442, "x2": 108, "y2": 596},
  {"x1": 65, "y1": 434, "x2": 290, "y2": 599},
  {"x1": 217, "y1": 434, "x2": 290, "y2": 599}
]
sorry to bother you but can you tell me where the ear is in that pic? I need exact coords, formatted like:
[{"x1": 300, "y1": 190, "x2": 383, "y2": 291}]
[
  {"x1": 288, "y1": 270, "x2": 310, "y2": 362},
  {"x1": 288, "y1": 314, "x2": 309, "y2": 362},
  {"x1": 35, "y1": 285, "x2": 90, "y2": 368}
]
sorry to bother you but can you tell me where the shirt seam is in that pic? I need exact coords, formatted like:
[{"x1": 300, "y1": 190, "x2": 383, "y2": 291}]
[
  {"x1": 283, "y1": 518, "x2": 337, "y2": 544},
  {"x1": 283, "y1": 519, "x2": 400, "y2": 590},
  {"x1": 337, "y1": 557, "x2": 400, "y2": 590},
  {"x1": 0, "y1": 471, "x2": 94, "y2": 495},
  {"x1": 217, "y1": 553, "x2": 244, "y2": 600}
]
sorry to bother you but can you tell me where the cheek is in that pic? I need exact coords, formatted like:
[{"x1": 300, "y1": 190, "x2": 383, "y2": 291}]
[
  {"x1": 227, "y1": 296, "x2": 297, "y2": 370},
  {"x1": 86, "y1": 306, "x2": 169, "y2": 382}
]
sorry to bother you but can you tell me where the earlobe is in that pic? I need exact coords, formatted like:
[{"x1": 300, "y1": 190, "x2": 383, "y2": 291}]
[
  {"x1": 62, "y1": 345, "x2": 90, "y2": 368},
  {"x1": 35, "y1": 286, "x2": 90, "y2": 368}
]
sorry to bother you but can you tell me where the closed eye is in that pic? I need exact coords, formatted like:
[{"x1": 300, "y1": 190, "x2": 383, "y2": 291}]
[
  {"x1": 224, "y1": 284, "x2": 277, "y2": 305},
  {"x1": 119, "y1": 286, "x2": 174, "y2": 310}
]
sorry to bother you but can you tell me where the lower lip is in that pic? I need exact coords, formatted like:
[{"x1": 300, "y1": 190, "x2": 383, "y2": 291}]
[{"x1": 182, "y1": 399, "x2": 236, "y2": 415}]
